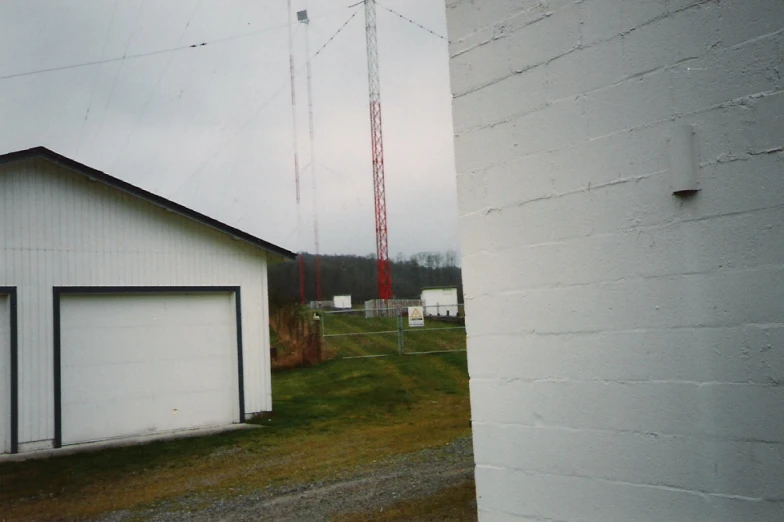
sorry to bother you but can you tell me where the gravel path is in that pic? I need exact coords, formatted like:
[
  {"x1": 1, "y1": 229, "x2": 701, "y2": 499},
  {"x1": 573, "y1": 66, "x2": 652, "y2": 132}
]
[{"x1": 99, "y1": 437, "x2": 474, "y2": 521}]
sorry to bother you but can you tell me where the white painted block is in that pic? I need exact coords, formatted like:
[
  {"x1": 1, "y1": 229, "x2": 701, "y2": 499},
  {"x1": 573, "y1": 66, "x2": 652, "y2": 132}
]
[
  {"x1": 696, "y1": 153, "x2": 784, "y2": 217},
  {"x1": 475, "y1": 465, "x2": 714, "y2": 522},
  {"x1": 472, "y1": 378, "x2": 784, "y2": 440},
  {"x1": 719, "y1": 0, "x2": 784, "y2": 48},
  {"x1": 453, "y1": 64, "x2": 549, "y2": 132},
  {"x1": 473, "y1": 422, "x2": 772, "y2": 497},
  {"x1": 752, "y1": 91, "x2": 784, "y2": 153},
  {"x1": 670, "y1": 32, "x2": 781, "y2": 115},
  {"x1": 584, "y1": 70, "x2": 674, "y2": 138},
  {"x1": 505, "y1": 3, "x2": 581, "y2": 72},
  {"x1": 620, "y1": 3, "x2": 722, "y2": 77},
  {"x1": 467, "y1": 324, "x2": 784, "y2": 386},
  {"x1": 450, "y1": 39, "x2": 511, "y2": 96},
  {"x1": 580, "y1": 0, "x2": 668, "y2": 46},
  {"x1": 546, "y1": 37, "x2": 626, "y2": 101}
]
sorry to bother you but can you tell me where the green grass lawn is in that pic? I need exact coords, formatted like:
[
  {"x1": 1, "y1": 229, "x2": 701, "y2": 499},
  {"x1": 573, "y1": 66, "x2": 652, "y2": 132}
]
[
  {"x1": 321, "y1": 311, "x2": 467, "y2": 358},
  {"x1": 0, "y1": 349, "x2": 471, "y2": 520}
]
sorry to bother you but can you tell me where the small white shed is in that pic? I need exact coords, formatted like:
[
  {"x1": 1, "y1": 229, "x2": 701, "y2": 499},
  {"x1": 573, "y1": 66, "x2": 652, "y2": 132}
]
[
  {"x1": 0, "y1": 147, "x2": 295, "y2": 454},
  {"x1": 420, "y1": 287, "x2": 459, "y2": 317},
  {"x1": 333, "y1": 295, "x2": 352, "y2": 309}
]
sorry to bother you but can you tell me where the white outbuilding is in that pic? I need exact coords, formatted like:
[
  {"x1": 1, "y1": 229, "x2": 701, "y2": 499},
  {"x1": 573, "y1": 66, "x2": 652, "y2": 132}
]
[
  {"x1": 0, "y1": 147, "x2": 295, "y2": 455},
  {"x1": 420, "y1": 287, "x2": 459, "y2": 317},
  {"x1": 332, "y1": 295, "x2": 352, "y2": 309}
]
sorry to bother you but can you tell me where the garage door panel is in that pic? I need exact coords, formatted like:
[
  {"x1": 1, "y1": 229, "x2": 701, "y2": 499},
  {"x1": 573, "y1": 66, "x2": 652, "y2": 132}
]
[
  {"x1": 147, "y1": 324, "x2": 236, "y2": 362},
  {"x1": 62, "y1": 294, "x2": 234, "y2": 328},
  {"x1": 62, "y1": 361, "x2": 151, "y2": 403},
  {"x1": 149, "y1": 358, "x2": 235, "y2": 396},
  {"x1": 65, "y1": 397, "x2": 160, "y2": 443},
  {"x1": 62, "y1": 326, "x2": 232, "y2": 367},
  {"x1": 0, "y1": 296, "x2": 9, "y2": 453},
  {"x1": 144, "y1": 390, "x2": 238, "y2": 433},
  {"x1": 60, "y1": 336, "x2": 150, "y2": 366},
  {"x1": 61, "y1": 292, "x2": 239, "y2": 446}
]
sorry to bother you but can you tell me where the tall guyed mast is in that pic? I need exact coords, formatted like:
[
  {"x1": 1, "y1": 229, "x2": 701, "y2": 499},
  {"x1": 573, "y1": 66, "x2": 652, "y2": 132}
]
[
  {"x1": 364, "y1": 0, "x2": 393, "y2": 300},
  {"x1": 287, "y1": 0, "x2": 306, "y2": 304},
  {"x1": 298, "y1": 7, "x2": 323, "y2": 303}
]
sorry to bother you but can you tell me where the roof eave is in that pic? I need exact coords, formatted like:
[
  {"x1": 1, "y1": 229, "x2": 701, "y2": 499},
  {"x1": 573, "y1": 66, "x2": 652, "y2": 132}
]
[{"x1": 0, "y1": 147, "x2": 296, "y2": 260}]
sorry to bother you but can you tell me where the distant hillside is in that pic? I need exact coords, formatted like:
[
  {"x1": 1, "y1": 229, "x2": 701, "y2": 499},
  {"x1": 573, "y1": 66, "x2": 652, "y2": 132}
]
[{"x1": 268, "y1": 252, "x2": 463, "y2": 304}]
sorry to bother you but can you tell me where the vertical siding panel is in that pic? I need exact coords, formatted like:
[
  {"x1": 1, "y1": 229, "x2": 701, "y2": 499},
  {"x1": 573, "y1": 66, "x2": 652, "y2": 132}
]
[
  {"x1": 18, "y1": 166, "x2": 28, "y2": 442},
  {"x1": 261, "y1": 254, "x2": 271, "y2": 411},
  {"x1": 32, "y1": 164, "x2": 43, "y2": 442},
  {"x1": 94, "y1": 185, "x2": 102, "y2": 285},
  {"x1": 175, "y1": 217, "x2": 181, "y2": 282}
]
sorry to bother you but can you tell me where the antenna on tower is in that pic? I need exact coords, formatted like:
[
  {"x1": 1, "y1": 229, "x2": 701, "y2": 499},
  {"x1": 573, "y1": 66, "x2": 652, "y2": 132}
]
[
  {"x1": 298, "y1": 7, "x2": 323, "y2": 303},
  {"x1": 363, "y1": 0, "x2": 393, "y2": 300}
]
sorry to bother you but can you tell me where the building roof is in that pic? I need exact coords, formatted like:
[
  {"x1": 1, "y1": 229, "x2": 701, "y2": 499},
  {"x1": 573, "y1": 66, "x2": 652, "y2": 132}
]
[{"x1": 0, "y1": 146, "x2": 296, "y2": 260}]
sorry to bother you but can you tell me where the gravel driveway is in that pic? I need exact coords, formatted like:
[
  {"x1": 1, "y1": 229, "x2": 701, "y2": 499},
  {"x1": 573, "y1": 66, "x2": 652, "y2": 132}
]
[{"x1": 98, "y1": 437, "x2": 475, "y2": 521}]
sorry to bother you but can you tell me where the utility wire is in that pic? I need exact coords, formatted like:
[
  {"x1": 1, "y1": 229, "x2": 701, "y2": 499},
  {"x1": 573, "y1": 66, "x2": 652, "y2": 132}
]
[
  {"x1": 171, "y1": 7, "x2": 361, "y2": 196},
  {"x1": 376, "y1": 2, "x2": 448, "y2": 42},
  {"x1": 88, "y1": 0, "x2": 147, "y2": 152},
  {"x1": 0, "y1": 5, "x2": 358, "y2": 82},
  {"x1": 313, "y1": 9, "x2": 359, "y2": 58},
  {"x1": 75, "y1": 0, "x2": 119, "y2": 156},
  {"x1": 109, "y1": 0, "x2": 204, "y2": 171},
  {"x1": 146, "y1": 0, "x2": 255, "y2": 183},
  {"x1": 1, "y1": 23, "x2": 288, "y2": 82},
  {"x1": 168, "y1": 79, "x2": 292, "y2": 196}
]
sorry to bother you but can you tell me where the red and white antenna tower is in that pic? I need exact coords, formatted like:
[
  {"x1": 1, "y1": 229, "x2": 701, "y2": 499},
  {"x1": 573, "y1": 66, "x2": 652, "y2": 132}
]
[
  {"x1": 363, "y1": 0, "x2": 393, "y2": 300},
  {"x1": 287, "y1": 0, "x2": 306, "y2": 304},
  {"x1": 298, "y1": 7, "x2": 323, "y2": 303}
]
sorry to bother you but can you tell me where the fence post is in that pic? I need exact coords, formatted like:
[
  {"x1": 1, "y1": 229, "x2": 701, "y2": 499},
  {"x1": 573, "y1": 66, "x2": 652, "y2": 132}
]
[
  {"x1": 397, "y1": 308, "x2": 405, "y2": 355},
  {"x1": 321, "y1": 310, "x2": 327, "y2": 356}
]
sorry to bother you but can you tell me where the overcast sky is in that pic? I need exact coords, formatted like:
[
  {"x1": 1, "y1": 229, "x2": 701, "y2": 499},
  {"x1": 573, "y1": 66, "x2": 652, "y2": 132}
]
[{"x1": 0, "y1": 0, "x2": 458, "y2": 258}]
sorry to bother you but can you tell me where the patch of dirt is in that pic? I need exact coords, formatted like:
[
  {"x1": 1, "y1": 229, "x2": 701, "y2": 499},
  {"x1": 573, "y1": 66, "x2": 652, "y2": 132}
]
[{"x1": 98, "y1": 438, "x2": 475, "y2": 521}]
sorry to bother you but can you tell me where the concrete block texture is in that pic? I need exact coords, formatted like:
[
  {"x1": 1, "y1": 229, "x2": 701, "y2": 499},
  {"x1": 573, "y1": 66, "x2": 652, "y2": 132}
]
[{"x1": 448, "y1": 0, "x2": 784, "y2": 519}]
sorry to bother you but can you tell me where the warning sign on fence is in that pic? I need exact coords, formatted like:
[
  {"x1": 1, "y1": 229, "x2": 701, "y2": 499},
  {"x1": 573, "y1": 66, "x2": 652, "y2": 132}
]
[{"x1": 408, "y1": 306, "x2": 425, "y2": 327}]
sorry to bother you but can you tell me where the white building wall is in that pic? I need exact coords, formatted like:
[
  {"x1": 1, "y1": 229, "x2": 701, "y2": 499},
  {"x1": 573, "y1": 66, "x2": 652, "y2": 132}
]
[
  {"x1": 421, "y1": 288, "x2": 459, "y2": 317},
  {"x1": 333, "y1": 295, "x2": 352, "y2": 309},
  {"x1": 0, "y1": 157, "x2": 275, "y2": 447},
  {"x1": 447, "y1": 1, "x2": 784, "y2": 520}
]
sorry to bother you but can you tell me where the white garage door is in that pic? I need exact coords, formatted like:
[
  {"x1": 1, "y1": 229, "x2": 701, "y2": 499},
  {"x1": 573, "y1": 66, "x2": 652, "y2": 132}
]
[
  {"x1": 0, "y1": 295, "x2": 9, "y2": 453},
  {"x1": 60, "y1": 292, "x2": 239, "y2": 446}
]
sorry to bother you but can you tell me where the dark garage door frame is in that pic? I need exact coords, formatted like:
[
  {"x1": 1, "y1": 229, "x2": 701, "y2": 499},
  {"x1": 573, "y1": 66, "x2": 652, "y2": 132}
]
[
  {"x1": 52, "y1": 286, "x2": 244, "y2": 449},
  {"x1": 0, "y1": 287, "x2": 18, "y2": 454}
]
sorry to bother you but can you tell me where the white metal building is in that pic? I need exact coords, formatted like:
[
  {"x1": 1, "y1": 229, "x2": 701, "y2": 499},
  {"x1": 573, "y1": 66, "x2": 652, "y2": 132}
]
[
  {"x1": 448, "y1": 1, "x2": 784, "y2": 520},
  {"x1": 420, "y1": 287, "x2": 458, "y2": 317},
  {"x1": 333, "y1": 295, "x2": 352, "y2": 309},
  {"x1": 0, "y1": 147, "x2": 295, "y2": 454}
]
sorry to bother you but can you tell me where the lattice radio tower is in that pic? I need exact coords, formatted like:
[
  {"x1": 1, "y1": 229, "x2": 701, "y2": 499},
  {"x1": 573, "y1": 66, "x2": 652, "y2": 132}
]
[{"x1": 363, "y1": 0, "x2": 393, "y2": 299}]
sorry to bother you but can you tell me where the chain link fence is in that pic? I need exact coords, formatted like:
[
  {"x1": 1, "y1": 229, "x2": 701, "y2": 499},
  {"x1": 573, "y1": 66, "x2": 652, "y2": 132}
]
[{"x1": 319, "y1": 305, "x2": 466, "y2": 359}]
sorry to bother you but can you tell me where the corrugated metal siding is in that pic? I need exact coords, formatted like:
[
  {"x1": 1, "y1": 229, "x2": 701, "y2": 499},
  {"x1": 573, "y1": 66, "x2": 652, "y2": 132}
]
[{"x1": 0, "y1": 158, "x2": 273, "y2": 445}]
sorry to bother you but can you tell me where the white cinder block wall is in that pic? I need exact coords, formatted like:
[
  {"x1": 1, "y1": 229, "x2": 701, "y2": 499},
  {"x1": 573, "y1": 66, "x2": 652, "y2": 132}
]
[{"x1": 447, "y1": 1, "x2": 784, "y2": 520}]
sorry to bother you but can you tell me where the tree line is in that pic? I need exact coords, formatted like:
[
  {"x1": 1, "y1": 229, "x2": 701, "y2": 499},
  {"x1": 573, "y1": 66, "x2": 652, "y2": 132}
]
[{"x1": 268, "y1": 251, "x2": 463, "y2": 305}]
